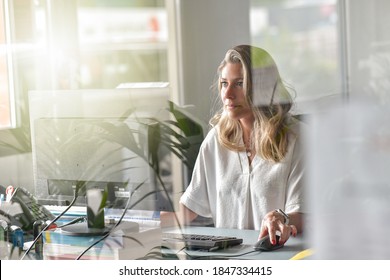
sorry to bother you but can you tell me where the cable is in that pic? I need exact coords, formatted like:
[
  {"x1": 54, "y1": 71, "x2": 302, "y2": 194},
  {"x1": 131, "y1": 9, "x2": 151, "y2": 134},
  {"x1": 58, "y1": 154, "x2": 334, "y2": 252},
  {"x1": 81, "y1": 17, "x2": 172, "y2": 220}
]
[
  {"x1": 76, "y1": 181, "x2": 144, "y2": 260},
  {"x1": 182, "y1": 249, "x2": 260, "y2": 260},
  {"x1": 138, "y1": 245, "x2": 182, "y2": 260},
  {"x1": 21, "y1": 182, "x2": 86, "y2": 260},
  {"x1": 57, "y1": 216, "x2": 86, "y2": 228},
  {"x1": 75, "y1": 182, "x2": 179, "y2": 260}
]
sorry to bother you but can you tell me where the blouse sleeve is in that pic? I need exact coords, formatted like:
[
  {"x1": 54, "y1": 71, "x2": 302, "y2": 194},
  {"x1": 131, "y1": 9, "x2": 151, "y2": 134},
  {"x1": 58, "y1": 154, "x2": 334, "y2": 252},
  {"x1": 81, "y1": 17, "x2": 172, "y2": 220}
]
[{"x1": 179, "y1": 131, "x2": 215, "y2": 218}]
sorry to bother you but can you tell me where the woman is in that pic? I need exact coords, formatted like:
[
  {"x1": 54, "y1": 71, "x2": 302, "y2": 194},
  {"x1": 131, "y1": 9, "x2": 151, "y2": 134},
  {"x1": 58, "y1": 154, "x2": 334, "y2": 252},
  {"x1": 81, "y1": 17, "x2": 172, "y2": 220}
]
[{"x1": 162, "y1": 45, "x2": 304, "y2": 246}]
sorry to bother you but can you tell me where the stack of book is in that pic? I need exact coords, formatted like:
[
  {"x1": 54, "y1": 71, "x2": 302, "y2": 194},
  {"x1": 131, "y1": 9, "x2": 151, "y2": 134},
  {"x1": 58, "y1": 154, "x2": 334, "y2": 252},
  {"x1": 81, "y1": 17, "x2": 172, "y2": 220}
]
[{"x1": 42, "y1": 221, "x2": 162, "y2": 260}]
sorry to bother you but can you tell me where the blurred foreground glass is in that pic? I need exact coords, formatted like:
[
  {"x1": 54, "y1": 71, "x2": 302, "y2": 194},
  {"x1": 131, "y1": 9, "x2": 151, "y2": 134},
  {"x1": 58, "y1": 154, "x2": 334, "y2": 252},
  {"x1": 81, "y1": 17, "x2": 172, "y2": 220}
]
[{"x1": 307, "y1": 96, "x2": 390, "y2": 259}]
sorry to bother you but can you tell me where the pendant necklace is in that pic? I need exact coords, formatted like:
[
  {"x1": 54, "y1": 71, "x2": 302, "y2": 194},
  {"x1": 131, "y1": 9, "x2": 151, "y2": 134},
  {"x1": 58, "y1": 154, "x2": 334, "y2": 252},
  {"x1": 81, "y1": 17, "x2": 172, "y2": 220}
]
[{"x1": 245, "y1": 138, "x2": 253, "y2": 157}]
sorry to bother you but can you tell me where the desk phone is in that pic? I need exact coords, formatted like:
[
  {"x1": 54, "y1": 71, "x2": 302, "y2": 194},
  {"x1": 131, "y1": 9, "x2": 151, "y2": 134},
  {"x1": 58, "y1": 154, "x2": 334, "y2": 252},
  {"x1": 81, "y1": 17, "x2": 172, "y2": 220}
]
[{"x1": 0, "y1": 185, "x2": 55, "y2": 233}]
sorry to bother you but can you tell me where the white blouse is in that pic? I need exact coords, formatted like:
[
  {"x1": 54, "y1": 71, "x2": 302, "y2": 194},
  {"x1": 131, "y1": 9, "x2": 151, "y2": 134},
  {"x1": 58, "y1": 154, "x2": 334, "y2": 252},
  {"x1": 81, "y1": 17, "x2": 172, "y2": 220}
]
[{"x1": 180, "y1": 120, "x2": 305, "y2": 230}]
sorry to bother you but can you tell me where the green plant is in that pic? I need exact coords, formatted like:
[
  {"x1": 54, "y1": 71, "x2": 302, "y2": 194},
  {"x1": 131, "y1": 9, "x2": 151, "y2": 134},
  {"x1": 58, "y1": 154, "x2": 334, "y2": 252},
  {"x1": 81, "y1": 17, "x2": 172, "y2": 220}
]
[
  {"x1": 27, "y1": 99, "x2": 203, "y2": 214},
  {"x1": 88, "y1": 100, "x2": 203, "y2": 210}
]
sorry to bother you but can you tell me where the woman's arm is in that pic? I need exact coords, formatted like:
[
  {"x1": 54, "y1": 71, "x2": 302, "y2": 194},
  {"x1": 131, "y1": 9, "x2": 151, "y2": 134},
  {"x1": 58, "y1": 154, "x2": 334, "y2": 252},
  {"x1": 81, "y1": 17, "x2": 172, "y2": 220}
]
[{"x1": 160, "y1": 203, "x2": 199, "y2": 228}]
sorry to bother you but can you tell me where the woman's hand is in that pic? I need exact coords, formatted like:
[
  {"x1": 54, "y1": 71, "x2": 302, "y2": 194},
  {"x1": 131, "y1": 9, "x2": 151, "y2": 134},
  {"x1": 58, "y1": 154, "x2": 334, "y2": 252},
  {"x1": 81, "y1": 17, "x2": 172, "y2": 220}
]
[{"x1": 259, "y1": 210, "x2": 299, "y2": 245}]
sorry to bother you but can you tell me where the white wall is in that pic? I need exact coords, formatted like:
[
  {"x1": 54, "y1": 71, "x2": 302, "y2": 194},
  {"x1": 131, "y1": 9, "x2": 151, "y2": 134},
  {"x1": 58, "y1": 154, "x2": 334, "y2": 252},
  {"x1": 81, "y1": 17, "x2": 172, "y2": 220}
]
[
  {"x1": 165, "y1": 0, "x2": 251, "y2": 198},
  {"x1": 168, "y1": 0, "x2": 251, "y2": 126},
  {"x1": 0, "y1": 153, "x2": 34, "y2": 192}
]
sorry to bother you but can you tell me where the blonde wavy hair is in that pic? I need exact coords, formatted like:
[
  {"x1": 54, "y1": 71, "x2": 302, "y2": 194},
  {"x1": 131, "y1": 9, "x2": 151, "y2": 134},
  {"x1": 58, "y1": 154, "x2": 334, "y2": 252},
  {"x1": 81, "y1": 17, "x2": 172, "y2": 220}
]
[{"x1": 210, "y1": 45, "x2": 294, "y2": 163}]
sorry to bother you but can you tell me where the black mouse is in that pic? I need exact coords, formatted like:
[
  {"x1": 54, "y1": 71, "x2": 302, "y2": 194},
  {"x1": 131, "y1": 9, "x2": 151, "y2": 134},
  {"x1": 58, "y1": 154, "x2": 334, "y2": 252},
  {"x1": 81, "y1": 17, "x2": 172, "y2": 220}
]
[{"x1": 253, "y1": 235, "x2": 284, "y2": 251}]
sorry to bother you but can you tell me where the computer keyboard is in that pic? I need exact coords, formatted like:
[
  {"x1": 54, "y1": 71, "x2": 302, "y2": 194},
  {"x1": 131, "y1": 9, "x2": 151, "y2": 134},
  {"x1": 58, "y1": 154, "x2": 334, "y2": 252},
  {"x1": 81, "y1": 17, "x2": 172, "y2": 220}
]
[{"x1": 162, "y1": 232, "x2": 243, "y2": 251}]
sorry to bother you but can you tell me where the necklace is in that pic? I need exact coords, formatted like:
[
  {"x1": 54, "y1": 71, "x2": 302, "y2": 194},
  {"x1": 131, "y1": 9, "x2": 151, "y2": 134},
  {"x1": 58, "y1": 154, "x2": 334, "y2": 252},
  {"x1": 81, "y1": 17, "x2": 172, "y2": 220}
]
[{"x1": 244, "y1": 138, "x2": 253, "y2": 157}]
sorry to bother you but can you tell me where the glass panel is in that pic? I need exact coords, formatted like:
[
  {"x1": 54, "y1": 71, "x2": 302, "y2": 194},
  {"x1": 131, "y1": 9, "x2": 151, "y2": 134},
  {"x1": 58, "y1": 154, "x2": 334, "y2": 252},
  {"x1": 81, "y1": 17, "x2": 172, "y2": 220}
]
[
  {"x1": 76, "y1": 2, "x2": 168, "y2": 88},
  {"x1": 347, "y1": 0, "x2": 390, "y2": 104},
  {"x1": 0, "y1": 0, "x2": 13, "y2": 129},
  {"x1": 27, "y1": 0, "x2": 168, "y2": 90},
  {"x1": 250, "y1": 0, "x2": 340, "y2": 112},
  {"x1": 0, "y1": 0, "x2": 168, "y2": 154},
  {"x1": 4, "y1": 0, "x2": 168, "y2": 95}
]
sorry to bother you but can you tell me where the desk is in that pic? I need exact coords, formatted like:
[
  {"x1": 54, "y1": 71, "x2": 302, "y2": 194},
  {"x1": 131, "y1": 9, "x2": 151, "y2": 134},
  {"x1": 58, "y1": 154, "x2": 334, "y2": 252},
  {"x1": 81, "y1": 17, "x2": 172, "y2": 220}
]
[
  {"x1": 41, "y1": 206, "x2": 308, "y2": 259},
  {"x1": 10, "y1": 224, "x2": 308, "y2": 260},
  {"x1": 162, "y1": 226, "x2": 308, "y2": 260}
]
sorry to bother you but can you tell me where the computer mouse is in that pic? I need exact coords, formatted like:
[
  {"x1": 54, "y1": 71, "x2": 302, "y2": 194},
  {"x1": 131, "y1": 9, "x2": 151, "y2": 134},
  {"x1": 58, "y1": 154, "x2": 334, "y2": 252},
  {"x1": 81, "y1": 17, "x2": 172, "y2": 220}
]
[{"x1": 253, "y1": 235, "x2": 284, "y2": 251}]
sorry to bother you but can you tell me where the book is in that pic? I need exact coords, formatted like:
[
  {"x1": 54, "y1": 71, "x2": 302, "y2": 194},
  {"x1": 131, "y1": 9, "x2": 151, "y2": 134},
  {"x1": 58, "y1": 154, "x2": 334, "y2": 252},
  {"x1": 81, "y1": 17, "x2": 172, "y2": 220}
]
[
  {"x1": 104, "y1": 209, "x2": 161, "y2": 228},
  {"x1": 43, "y1": 221, "x2": 139, "y2": 248},
  {"x1": 43, "y1": 243, "x2": 118, "y2": 260},
  {"x1": 42, "y1": 225, "x2": 162, "y2": 260}
]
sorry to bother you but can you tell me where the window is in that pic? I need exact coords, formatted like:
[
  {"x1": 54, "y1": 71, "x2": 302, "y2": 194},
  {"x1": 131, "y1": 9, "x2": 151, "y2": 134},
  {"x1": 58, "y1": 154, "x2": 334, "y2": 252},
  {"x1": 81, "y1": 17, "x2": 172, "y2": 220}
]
[
  {"x1": 29, "y1": 0, "x2": 168, "y2": 90},
  {"x1": 0, "y1": 0, "x2": 15, "y2": 129},
  {"x1": 2, "y1": 0, "x2": 168, "y2": 115},
  {"x1": 0, "y1": 0, "x2": 168, "y2": 154},
  {"x1": 250, "y1": 0, "x2": 341, "y2": 113},
  {"x1": 76, "y1": 1, "x2": 168, "y2": 88}
]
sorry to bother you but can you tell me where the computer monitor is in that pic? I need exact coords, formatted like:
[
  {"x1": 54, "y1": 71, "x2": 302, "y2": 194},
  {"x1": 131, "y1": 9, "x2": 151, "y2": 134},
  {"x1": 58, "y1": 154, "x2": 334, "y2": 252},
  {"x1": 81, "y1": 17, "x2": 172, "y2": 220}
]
[{"x1": 28, "y1": 86, "x2": 174, "y2": 213}]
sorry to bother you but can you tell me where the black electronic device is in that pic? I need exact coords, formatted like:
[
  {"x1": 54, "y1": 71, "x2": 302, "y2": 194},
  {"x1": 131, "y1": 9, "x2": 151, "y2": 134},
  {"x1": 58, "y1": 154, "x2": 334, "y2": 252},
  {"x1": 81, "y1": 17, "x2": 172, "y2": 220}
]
[
  {"x1": 0, "y1": 185, "x2": 55, "y2": 233},
  {"x1": 29, "y1": 88, "x2": 173, "y2": 212},
  {"x1": 253, "y1": 235, "x2": 284, "y2": 251},
  {"x1": 162, "y1": 232, "x2": 243, "y2": 251}
]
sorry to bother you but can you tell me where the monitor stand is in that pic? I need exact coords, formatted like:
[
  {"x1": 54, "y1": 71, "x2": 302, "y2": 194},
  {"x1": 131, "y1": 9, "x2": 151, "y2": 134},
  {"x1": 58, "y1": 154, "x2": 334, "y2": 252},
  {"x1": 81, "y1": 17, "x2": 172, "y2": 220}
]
[
  {"x1": 60, "y1": 222, "x2": 112, "y2": 236},
  {"x1": 60, "y1": 188, "x2": 111, "y2": 236}
]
